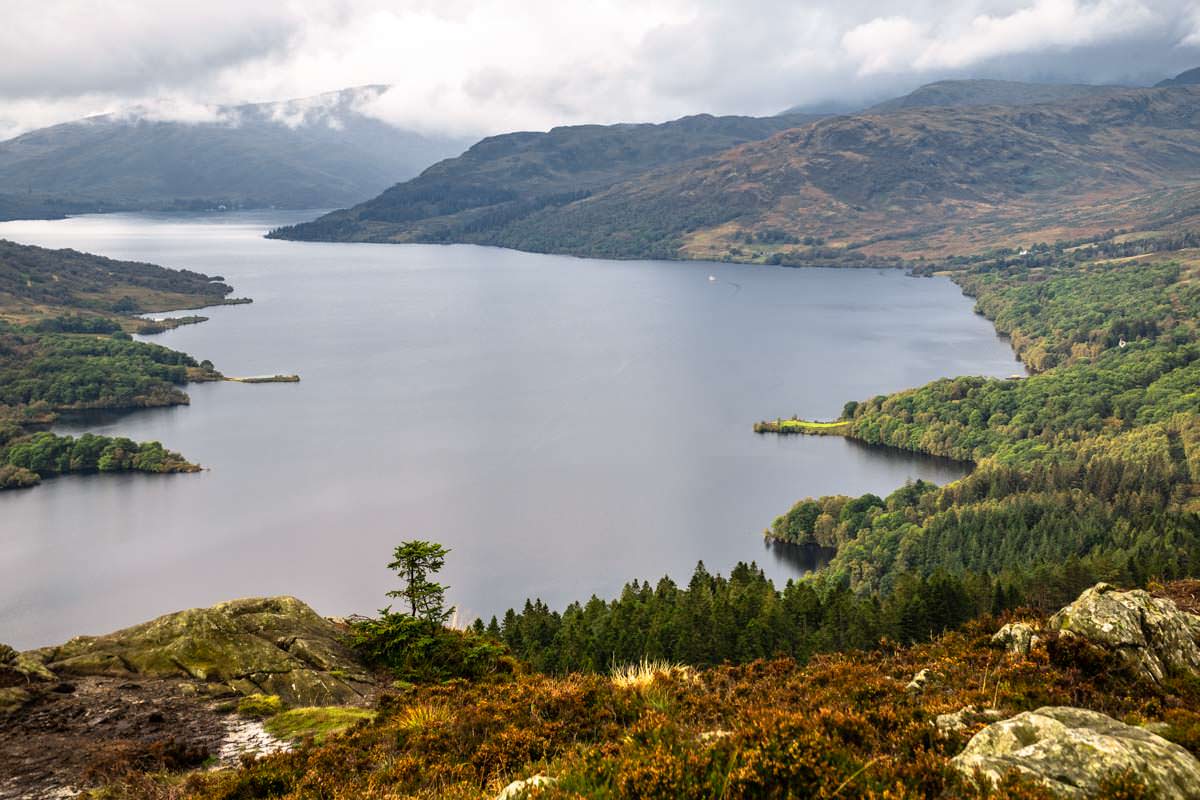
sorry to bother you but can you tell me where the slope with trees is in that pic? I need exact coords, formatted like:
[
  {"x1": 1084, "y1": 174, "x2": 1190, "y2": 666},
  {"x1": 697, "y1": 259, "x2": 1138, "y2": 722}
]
[
  {"x1": 0, "y1": 239, "x2": 243, "y2": 489},
  {"x1": 267, "y1": 111, "x2": 822, "y2": 246},
  {"x1": 276, "y1": 85, "x2": 1200, "y2": 265},
  {"x1": 758, "y1": 241, "x2": 1199, "y2": 603}
]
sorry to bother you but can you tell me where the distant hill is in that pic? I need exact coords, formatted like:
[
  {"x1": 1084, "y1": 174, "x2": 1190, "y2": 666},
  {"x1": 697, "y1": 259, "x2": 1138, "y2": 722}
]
[
  {"x1": 865, "y1": 78, "x2": 1126, "y2": 113},
  {"x1": 1156, "y1": 66, "x2": 1200, "y2": 87},
  {"x1": 276, "y1": 86, "x2": 1200, "y2": 262},
  {"x1": 0, "y1": 86, "x2": 470, "y2": 218},
  {"x1": 0, "y1": 192, "x2": 130, "y2": 222},
  {"x1": 267, "y1": 112, "x2": 822, "y2": 245},
  {"x1": 777, "y1": 78, "x2": 1127, "y2": 118}
]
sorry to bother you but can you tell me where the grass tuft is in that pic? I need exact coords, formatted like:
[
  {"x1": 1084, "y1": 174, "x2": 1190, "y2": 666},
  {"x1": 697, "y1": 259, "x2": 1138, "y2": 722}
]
[
  {"x1": 610, "y1": 658, "x2": 693, "y2": 690},
  {"x1": 263, "y1": 707, "x2": 376, "y2": 744}
]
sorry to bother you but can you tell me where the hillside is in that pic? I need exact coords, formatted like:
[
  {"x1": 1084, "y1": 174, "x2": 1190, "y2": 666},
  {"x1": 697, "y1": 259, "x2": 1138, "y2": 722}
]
[
  {"x1": 266, "y1": 111, "x2": 821, "y2": 247},
  {"x1": 0, "y1": 238, "x2": 237, "y2": 320},
  {"x1": 1156, "y1": 67, "x2": 1200, "y2": 88},
  {"x1": 0, "y1": 86, "x2": 469, "y2": 216},
  {"x1": 864, "y1": 78, "x2": 1125, "y2": 113},
  {"x1": 276, "y1": 86, "x2": 1200, "y2": 263}
]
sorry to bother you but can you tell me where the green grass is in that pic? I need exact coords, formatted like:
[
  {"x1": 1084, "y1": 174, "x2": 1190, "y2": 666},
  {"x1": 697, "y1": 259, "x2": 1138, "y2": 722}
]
[
  {"x1": 236, "y1": 694, "x2": 285, "y2": 719},
  {"x1": 264, "y1": 707, "x2": 377, "y2": 744},
  {"x1": 753, "y1": 418, "x2": 850, "y2": 435}
]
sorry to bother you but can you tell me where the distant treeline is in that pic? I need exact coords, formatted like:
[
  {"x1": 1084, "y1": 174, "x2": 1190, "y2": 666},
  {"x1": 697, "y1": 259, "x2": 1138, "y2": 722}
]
[
  {"x1": 486, "y1": 560, "x2": 1032, "y2": 674},
  {"x1": 0, "y1": 429, "x2": 198, "y2": 490},
  {"x1": 0, "y1": 323, "x2": 198, "y2": 409}
]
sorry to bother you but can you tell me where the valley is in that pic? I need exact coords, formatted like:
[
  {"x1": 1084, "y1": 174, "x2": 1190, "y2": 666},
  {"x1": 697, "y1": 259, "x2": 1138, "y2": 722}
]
[{"x1": 2, "y1": 36, "x2": 1200, "y2": 798}]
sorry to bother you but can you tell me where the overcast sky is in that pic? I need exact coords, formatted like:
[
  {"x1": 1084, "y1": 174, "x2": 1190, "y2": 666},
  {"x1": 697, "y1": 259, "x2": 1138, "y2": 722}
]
[{"x1": 2, "y1": 0, "x2": 1199, "y2": 139}]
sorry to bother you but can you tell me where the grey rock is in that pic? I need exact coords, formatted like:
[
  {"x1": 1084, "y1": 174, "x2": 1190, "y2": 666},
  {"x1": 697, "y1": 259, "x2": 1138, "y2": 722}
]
[
  {"x1": 992, "y1": 622, "x2": 1039, "y2": 656},
  {"x1": 951, "y1": 706, "x2": 1200, "y2": 798},
  {"x1": 905, "y1": 668, "x2": 932, "y2": 694},
  {"x1": 1049, "y1": 583, "x2": 1200, "y2": 683},
  {"x1": 23, "y1": 596, "x2": 373, "y2": 705},
  {"x1": 933, "y1": 705, "x2": 1005, "y2": 738},
  {"x1": 495, "y1": 774, "x2": 557, "y2": 799}
]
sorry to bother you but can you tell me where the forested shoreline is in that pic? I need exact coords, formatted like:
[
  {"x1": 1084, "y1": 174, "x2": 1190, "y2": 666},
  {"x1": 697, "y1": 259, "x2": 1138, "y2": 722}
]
[
  {"x1": 491, "y1": 240, "x2": 1200, "y2": 673},
  {"x1": 0, "y1": 239, "x2": 234, "y2": 489}
]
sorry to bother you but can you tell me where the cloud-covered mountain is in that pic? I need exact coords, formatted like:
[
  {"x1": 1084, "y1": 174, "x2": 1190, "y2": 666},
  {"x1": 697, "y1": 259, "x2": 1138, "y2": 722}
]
[
  {"x1": 1156, "y1": 66, "x2": 1200, "y2": 87},
  {"x1": 0, "y1": 86, "x2": 470, "y2": 217},
  {"x1": 864, "y1": 78, "x2": 1128, "y2": 113},
  {"x1": 273, "y1": 84, "x2": 1200, "y2": 263}
]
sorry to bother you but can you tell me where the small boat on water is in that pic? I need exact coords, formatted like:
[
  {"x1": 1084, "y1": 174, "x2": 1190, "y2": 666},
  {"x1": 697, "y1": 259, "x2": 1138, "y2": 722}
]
[{"x1": 707, "y1": 275, "x2": 717, "y2": 282}]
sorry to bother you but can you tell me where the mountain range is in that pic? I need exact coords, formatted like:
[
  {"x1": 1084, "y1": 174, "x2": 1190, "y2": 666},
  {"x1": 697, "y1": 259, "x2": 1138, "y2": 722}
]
[
  {"x1": 0, "y1": 86, "x2": 469, "y2": 219},
  {"x1": 275, "y1": 74, "x2": 1200, "y2": 262},
  {"x1": 267, "y1": 111, "x2": 820, "y2": 248}
]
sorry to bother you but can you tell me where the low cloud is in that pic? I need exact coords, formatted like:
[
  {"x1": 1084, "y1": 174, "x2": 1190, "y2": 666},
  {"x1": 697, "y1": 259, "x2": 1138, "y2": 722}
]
[{"x1": 1, "y1": 0, "x2": 1199, "y2": 140}]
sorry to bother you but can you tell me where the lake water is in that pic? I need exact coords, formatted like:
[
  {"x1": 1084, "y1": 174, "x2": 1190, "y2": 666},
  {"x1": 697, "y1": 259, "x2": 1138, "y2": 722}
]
[{"x1": 0, "y1": 212, "x2": 1021, "y2": 648}]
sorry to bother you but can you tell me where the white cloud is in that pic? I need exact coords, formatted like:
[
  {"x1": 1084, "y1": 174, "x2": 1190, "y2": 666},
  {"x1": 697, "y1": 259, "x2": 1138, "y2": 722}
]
[
  {"x1": 843, "y1": 16, "x2": 929, "y2": 76},
  {"x1": 1, "y1": 0, "x2": 1199, "y2": 140}
]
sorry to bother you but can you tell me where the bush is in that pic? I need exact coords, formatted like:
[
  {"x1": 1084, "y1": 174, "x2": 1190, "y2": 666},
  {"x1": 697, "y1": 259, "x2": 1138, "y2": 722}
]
[{"x1": 349, "y1": 613, "x2": 513, "y2": 682}]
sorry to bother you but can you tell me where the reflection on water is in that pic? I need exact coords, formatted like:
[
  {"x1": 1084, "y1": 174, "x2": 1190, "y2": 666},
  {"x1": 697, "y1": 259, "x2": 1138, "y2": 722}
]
[
  {"x1": 0, "y1": 211, "x2": 1022, "y2": 648},
  {"x1": 843, "y1": 437, "x2": 972, "y2": 474},
  {"x1": 763, "y1": 539, "x2": 837, "y2": 576}
]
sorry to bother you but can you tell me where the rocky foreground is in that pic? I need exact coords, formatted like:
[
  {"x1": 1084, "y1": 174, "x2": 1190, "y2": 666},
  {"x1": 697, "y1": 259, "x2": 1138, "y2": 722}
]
[
  {"x1": 0, "y1": 597, "x2": 378, "y2": 798},
  {"x1": 2, "y1": 584, "x2": 1200, "y2": 798}
]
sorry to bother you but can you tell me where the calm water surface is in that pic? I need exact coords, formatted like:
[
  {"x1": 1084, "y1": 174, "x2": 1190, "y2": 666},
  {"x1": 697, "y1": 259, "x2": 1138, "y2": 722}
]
[{"x1": 0, "y1": 212, "x2": 1021, "y2": 647}]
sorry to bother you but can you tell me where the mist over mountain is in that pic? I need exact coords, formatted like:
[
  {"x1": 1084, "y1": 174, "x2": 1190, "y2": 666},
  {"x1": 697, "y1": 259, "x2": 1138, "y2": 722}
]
[
  {"x1": 1156, "y1": 66, "x2": 1200, "y2": 87},
  {"x1": 0, "y1": 86, "x2": 470, "y2": 218},
  {"x1": 864, "y1": 78, "x2": 1128, "y2": 113}
]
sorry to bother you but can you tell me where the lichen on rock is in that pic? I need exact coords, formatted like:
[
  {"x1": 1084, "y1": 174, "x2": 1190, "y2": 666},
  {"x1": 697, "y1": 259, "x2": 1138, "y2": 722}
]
[
  {"x1": 1049, "y1": 583, "x2": 1200, "y2": 684},
  {"x1": 21, "y1": 597, "x2": 373, "y2": 706},
  {"x1": 991, "y1": 621, "x2": 1039, "y2": 656},
  {"x1": 932, "y1": 705, "x2": 1004, "y2": 739},
  {"x1": 495, "y1": 774, "x2": 557, "y2": 800},
  {"x1": 951, "y1": 706, "x2": 1200, "y2": 798}
]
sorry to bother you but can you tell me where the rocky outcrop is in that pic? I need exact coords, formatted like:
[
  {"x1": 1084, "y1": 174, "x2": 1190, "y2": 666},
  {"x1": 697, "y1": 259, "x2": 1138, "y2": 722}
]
[
  {"x1": 1049, "y1": 583, "x2": 1200, "y2": 684},
  {"x1": 951, "y1": 706, "x2": 1200, "y2": 798},
  {"x1": 991, "y1": 622, "x2": 1038, "y2": 656},
  {"x1": 905, "y1": 668, "x2": 933, "y2": 694},
  {"x1": 0, "y1": 641, "x2": 54, "y2": 684},
  {"x1": 19, "y1": 597, "x2": 374, "y2": 706},
  {"x1": 933, "y1": 705, "x2": 1004, "y2": 739},
  {"x1": 495, "y1": 775, "x2": 557, "y2": 800}
]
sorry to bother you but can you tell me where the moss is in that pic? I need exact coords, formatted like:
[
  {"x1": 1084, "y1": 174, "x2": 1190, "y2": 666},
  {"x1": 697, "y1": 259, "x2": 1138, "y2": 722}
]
[
  {"x1": 263, "y1": 706, "x2": 376, "y2": 743},
  {"x1": 237, "y1": 694, "x2": 285, "y2": 718},
  {"x1": 36, "y1": 596, "x2": 373, "y2": 705}
]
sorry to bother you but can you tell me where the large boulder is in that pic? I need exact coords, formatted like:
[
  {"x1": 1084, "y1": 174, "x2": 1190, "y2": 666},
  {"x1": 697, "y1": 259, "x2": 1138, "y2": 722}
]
[
  {"x1": 951, "y1": 706, "x2": 1200, "y2": 798},
  {"x1": 1049, "y1": 583, "x2": 1200, "y2": 683},
  {"x1": 991, "y1": 622, "x2": 1038, "y2": 656},
  {"x1": 21, "y1": 597, "x2": 373, "y2": 706}
]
